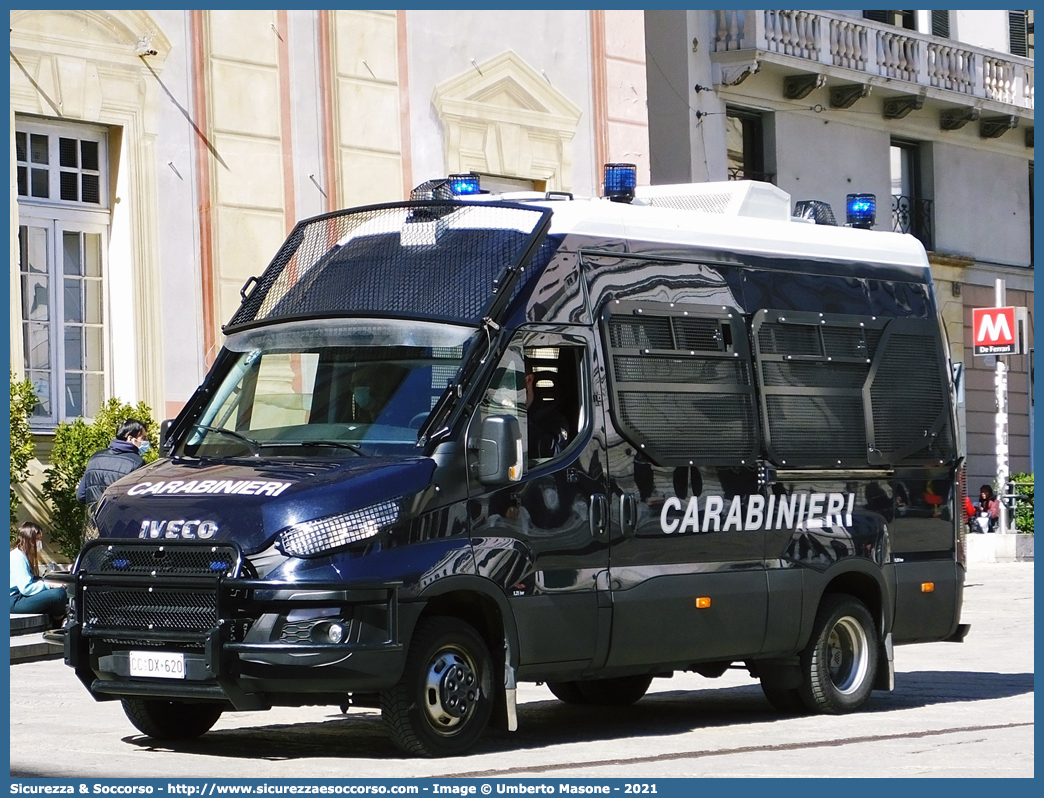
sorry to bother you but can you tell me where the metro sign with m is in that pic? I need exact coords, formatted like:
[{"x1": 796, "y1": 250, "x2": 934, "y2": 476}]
[{"x1": 972, "y1": 306, "x2": 1024, "y2": 356}]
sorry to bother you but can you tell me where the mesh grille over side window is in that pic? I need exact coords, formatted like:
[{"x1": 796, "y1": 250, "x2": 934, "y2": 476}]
[
  {"x1": 603, "y1": 301, "x2": 758, "y2": 467},
  {"x1": 753, "y1": 310, "x2": 883, "y2": 468},
  {"x1": 752, "y1": 310, "x2": 955, "y2": 467},
  {"x1": 867, "y1": 319, "x2": 956, "y2": 464}
]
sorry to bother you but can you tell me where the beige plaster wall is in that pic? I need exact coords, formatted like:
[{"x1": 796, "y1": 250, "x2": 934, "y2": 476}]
[
  {"x1": 603, "y1": 10, "x2": 650, "y2": 185},
  {"x1": 203, "y1": 10, "x2": 290, "y2": 336},
  {"x1": 329, "y1": 10, "x2": 404, "y2": 209}
]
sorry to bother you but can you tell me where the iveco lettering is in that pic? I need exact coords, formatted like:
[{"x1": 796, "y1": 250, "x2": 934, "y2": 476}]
[{"x1": 63, "y1": 167, "x2": 970, "y2": 757}]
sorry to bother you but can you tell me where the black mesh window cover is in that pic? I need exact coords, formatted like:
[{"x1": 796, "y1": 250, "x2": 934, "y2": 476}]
[
  {"x1": 225, "y1": 201, "x2": 552, "y2": 332},
  {"x1": 752, "y1": 310, "x2": 955, "y2": 467},
  {"x1": 603, "y1": 300, "x2": 758, "y2": 467},
  {"x1": 866, "y1": 318, "x2": 956, "y2": 465}
]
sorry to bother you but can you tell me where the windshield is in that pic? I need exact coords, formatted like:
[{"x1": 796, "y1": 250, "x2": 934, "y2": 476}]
[{"x1": 175, "y1": 319, "x2": 475, "y2": 459}]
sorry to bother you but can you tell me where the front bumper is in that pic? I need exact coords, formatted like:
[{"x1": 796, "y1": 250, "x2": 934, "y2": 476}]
[{"x1": 66, "y1": 541, "x2": 412, "y2": 710}]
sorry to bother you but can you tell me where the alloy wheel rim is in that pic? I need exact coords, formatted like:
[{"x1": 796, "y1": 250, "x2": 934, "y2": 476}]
[{"x1": 826, "y1": 616, "x2": 869, "y2": 695}]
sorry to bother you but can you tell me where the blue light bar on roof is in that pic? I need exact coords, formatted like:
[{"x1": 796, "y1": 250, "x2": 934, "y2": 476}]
[
  {"x1": 846, "y1": 193, "x2": 876, "y2": 229},
  {"x1": 603, "y1": 163, "x2": 637, "y2": 203},
  {"x1": 449, "y1": 173, "x2": 481, "y2": 196}
]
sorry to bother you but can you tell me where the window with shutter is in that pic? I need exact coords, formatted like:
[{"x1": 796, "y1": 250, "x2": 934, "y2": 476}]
[
  {"x1": 1010, "y1": 10, "x2": 1028, "y2": 56},
  {"x1": 863, "y1": 10, "x2": 916, "y2": 30},
  {"x1": 931, "y1": 10, "x2": 950, "y2": 38}
]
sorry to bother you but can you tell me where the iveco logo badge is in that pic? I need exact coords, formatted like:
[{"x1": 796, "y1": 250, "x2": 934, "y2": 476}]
[{"x1": 138, "y1": 519, "x2": 218, "y2": 539}]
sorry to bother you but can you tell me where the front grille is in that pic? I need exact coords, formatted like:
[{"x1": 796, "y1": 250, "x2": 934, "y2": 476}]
[
  {"x1": 79, "y1": 542, "x2": 238, "y2": 576},
  {"x1": 77, "y1": 541, "x2": 241, "y2": 636},
  {"x1": 279, "y1": 620, "x2": 319, "y2": 643},
  {"x1": 83, "y1": 586, "x2": 217, "y2": 633}
]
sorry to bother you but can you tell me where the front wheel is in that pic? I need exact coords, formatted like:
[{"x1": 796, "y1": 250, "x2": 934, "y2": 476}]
[
  {"x1": 122, "y1": 698, "x2": 223, "y2": 740},
  {"x1": 381, "y1": 617, "x2": 494, "y2": 757},
  {"x1": 798, "y1": 594, "x2": 878, "y2": 714}
]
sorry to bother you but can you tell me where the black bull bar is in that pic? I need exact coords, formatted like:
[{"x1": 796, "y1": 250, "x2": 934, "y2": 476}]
[{"x1": 62, "y1": 540, "x2": 403, "y2": 708}]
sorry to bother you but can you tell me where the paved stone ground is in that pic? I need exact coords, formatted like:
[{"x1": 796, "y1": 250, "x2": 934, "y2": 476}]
[{"x1": 9, "y1": 561, "x2": 1033, "y2": 778}]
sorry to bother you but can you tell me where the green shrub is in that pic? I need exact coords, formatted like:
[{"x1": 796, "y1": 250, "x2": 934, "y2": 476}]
[
  {"x1": 1009, "y1": 472, "x2": 1034, "y2": 534},
  {"x1": 10, "y1": 374, "x2": 39, "y2": 541},
  {"x1": 42, "y1": 397, "x2": 159, "y2": 559}
]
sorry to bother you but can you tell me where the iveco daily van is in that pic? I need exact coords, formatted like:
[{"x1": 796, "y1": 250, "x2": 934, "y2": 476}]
[{"x1": 64, "y1": 168, "x2": 969, "y2": 756}]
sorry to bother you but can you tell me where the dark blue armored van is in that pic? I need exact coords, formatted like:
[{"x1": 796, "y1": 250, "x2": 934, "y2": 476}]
[{"x1": 64, "y1": 169, "x2": 969, "y2": 756}]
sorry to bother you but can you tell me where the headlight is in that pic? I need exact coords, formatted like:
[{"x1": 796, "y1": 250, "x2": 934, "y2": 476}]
[{"x1": 278, "y1": 500, "x2": 401, "y2": 558}]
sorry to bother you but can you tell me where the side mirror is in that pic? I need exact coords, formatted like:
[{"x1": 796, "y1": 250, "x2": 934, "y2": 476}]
[
  {"x1": 159, "y1": 419, "x2": 174, "y2": 450},
  {"x1": 476, "y1": 415, "x2": 523, "y2": 485}
]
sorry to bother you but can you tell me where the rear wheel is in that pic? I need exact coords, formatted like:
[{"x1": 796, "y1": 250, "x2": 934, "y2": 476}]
[
  {"x1": 798, "y1": 594, "x2": 878, "y2": 714},
  {"x1": 760, "y1": 684, "x2": 808, "y2": 714},
  {"x1": 380, "y1": 617, "x2": 494, "y2": 757},
  {"x1": 577, "y1": 675, "x2": 652, "y2": 706},
  {"x1": 122, "y1": 698, "x2": 223, "y2": 740},
  {"x1": 545, "y1": 680, "x2": 590, "y2": 705}
]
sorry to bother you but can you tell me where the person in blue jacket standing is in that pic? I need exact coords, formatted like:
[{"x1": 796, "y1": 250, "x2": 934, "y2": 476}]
[
  {"x1": 10, "y1": 521, "x2": 67, "y2": 623},
  {"x1": 76, "y1": 418, "x2": 150, "y2": 506}
]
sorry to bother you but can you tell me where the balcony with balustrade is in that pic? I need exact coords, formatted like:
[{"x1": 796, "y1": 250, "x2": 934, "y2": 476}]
[{"x1": 711, "y1": 10, "x2": 1033, "y2": 140}]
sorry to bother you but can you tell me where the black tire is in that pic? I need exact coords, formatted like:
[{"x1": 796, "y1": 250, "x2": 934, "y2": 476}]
[
  {"x1": 760, "y1": 684, "x2": 809, "y2": 714},
  {"x1": 546, "y1": 680, "x2": 590, "y2": 705},
  {"x1": 380, "y1": 617, "x2": 494, "y2": 757},
  {"x1": 798, "y1": 594, "x2": 878, "y2": 714},
  {"x1": 577, "y1": 675, "x2": 653, "y2": 706},
  {"x1": 121, "y1": 698, "x2": 223, "y2": 740}
]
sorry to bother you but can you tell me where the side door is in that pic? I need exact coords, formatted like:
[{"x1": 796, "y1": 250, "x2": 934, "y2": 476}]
[
  {"x1": 466, "y1": 327, "x2": 611, "y2": 672},
  {"x1": 599, "y1": 300, "x2": 770, "y2": 669}
]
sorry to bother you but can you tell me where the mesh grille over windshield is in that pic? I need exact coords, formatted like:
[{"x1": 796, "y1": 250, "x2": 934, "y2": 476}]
[{"x1": 225, "y1": 202, "x2": 552, "y2": 332}]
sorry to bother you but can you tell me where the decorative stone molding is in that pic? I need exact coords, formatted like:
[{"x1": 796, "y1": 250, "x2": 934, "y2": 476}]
[
  {"x1": 939, "y1": 107, "x2": 981, "y2": 131},
  {"x1": 783, "y1": 73, "x2": 824, "y2": 100},
  {"x1": 979, "y1": 114, "x2": 1018, "y2": 139},
  {"x1": 432, "y1": 51, "x2": 582, "y2": 192},
  {"x1": 882, "y1": 94, "x2": 925, "y2": 120},
  {"x1": 713, "y1": 59, "x2": 760, "y2": 87},
  {"x1": 829, "y1": 84, "x2": 871, "y2": 109},
  {"x1": 10, "y1": 10, "x2": 170, "y2": 414}
]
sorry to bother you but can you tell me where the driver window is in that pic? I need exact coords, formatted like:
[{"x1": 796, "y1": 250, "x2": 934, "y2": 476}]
[{"x1": 472, "y1": 336, "x2": 585, "y2": 478}]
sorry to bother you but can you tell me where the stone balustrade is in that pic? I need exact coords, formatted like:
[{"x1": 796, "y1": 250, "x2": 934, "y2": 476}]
[{"x1": 713, "y1": 9, "x2": 1034, "y2": 110}]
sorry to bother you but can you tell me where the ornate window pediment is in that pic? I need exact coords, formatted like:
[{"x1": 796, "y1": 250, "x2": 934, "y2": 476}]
[{"x1": 432, "y1": 50, "x2": 582, "y2": 192}]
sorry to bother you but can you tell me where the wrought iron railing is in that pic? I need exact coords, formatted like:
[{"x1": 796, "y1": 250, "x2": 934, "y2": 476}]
[
  {"x1": 891, "y1": 194, "x2": 934, "y2": 250},
  {"x1": 727, "y1": 168, "x2": 776, "y2": 184}
]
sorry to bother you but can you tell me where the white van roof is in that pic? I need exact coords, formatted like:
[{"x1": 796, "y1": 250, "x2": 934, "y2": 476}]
[{"x1": 489, "y1": 181, "x2": 930, "y2": 273}]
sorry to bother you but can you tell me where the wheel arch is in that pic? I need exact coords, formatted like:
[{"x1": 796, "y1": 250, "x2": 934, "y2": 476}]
[
  {"x1": 799, "y1": 560, "x2": 892, "y2": 649},
  {"x1": 416, "y1": 575, "x2": 519, "y2": 672}
]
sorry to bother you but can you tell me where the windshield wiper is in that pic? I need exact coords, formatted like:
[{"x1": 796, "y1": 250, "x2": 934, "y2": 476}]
[
  {"x1": 298, "y1": 440, "x2": 369, "y2": 457},
  {"x1": 190, "y1": 424, "x2": 261, "y2": 455}
]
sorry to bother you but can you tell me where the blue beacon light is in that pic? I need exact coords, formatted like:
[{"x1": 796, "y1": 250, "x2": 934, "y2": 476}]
[
  {"x1": 846, "y1": 193, "x2": 876, "y2": 229},
  {"x1": 448, "y1": 173, "x2": 481, "y2": 196},
  {"x1": 603, "y1": 163, "x2": 637, "y2": 203}
]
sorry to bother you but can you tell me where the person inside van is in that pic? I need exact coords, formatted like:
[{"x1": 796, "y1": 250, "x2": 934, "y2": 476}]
[{"x1": 348, "y1": 363, "x2": 408, "y2": 425}]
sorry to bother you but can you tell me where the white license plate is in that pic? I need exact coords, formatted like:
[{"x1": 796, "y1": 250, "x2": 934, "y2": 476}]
[{"x1": 128, "y1": 651, "x2": 185, "y2": 680}]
